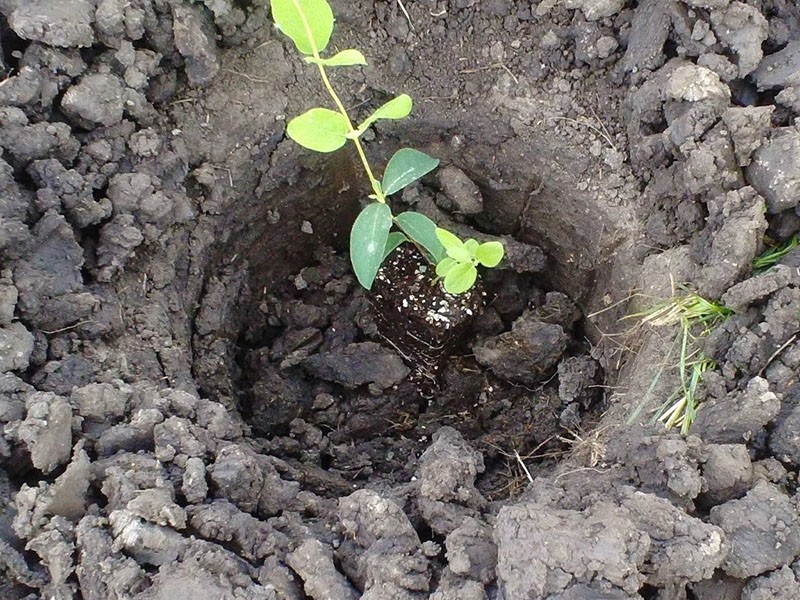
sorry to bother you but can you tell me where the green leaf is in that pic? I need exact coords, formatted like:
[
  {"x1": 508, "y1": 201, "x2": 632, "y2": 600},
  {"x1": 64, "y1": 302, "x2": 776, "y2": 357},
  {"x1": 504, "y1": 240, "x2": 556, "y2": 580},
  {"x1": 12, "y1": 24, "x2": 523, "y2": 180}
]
[
  {"x1": 286, "y1": 108, "x2": 350, "y2": 153},
  {"x1": 382, "y1": 231, "x2": 408, "y2": 261},
  {"x1": 305, "y1": 49, "x2": 367, "y2": 67},
  {"x1": 443, "y1": 262, "x2": 477, "y2": 295},
  {"x1": 350, "y1": 203, "x2": 393, "y2": 290},
  {"x1": 272, "y1": 0, "x2": 334, "y2": 55},
  {"x1": 435, "y1": 257, "x2": 457, "y2": 277},
  {"x1": 356, "y1": 94, "x2": 413, "y2": 133},
  {"x1": 435, "y1": 228, "x2": 471, "y2": 263},
  {"x1": 475, "y1": 241, "x2": 504, "y2": 267},
  {"x1": 395, "y1": 211, "x2": 446, "y2": 263},
  {"x1": 465, "y1": 239, "x2": 480, "y2": 256},
  {"x1": 382, "y1": 148, "x2": 439, "y2": 196}
]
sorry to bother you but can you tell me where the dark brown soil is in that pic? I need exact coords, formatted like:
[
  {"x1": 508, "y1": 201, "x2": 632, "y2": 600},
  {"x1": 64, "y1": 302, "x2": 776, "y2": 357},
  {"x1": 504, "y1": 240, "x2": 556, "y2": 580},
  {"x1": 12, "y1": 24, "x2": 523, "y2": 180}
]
[{"x1": 2, "y1": 0, "x2": 800, "y2": 598}]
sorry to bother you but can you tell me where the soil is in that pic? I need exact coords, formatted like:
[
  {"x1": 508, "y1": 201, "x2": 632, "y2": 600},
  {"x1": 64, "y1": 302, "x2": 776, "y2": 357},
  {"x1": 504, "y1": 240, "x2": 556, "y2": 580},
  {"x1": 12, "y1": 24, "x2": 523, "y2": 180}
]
[{"x1": 1, "y1": 0, "x2": 800, "y2": 598}]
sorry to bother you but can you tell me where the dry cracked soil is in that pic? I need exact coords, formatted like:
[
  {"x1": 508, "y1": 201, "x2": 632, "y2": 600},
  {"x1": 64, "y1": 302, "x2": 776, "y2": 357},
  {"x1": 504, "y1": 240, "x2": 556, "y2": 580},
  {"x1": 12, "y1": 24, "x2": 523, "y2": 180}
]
[{"x1": 2, "y1": 0, "x2": 800, "y2": 598}]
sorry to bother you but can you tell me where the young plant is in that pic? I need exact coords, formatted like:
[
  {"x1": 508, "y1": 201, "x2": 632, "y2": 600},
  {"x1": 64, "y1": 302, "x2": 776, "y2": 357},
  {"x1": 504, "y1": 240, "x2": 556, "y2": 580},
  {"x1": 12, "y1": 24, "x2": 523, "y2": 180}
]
[
  {"x1": 435, "y1": 229, "x2": 504, "y2": 294},
  {"x1": 271, "y1": 0, "x2": 503, "y2": 293},
  {"x1": 626, "y1": 288, "x2": 732, "y2": 433}
]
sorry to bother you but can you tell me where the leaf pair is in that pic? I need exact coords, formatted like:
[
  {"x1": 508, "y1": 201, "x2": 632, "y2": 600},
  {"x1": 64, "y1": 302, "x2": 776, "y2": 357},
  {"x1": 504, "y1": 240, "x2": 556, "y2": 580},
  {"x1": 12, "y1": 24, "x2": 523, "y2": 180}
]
[
  {"x1": 435, "y1": 229, "x2": 504, "y2": 294},
  {"x1": 287, "y1": 96, "x2": 413, "y2": 155}
]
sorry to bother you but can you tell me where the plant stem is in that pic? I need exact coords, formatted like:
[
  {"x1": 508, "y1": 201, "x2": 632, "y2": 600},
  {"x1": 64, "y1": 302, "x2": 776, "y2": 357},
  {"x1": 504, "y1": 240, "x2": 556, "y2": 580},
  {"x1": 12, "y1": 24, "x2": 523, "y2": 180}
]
[{"x1": 289, "y1": 0, "x2": 385, "y2": 202}]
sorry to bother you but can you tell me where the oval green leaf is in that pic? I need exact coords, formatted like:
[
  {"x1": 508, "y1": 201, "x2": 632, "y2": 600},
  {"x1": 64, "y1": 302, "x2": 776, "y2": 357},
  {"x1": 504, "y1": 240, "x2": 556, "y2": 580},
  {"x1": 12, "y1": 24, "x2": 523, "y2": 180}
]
[
  {"x1": 465, "y1": 239, "x2": 480, "y2": 256},
  {"x1": 382, "y1": 231, "x2": 408, "y2": 261},
  {"x1": 305, "y1": 49, "x2": 367, "y2": 67},
  {"x1": 435, "y1": 257, "x2": 457, "y2": 277},
  {"x1": 350, "y1": 202, "x2": 393, "y2": 290},
  {"x1": 286, "y1": 108, "x2": 350, "y2": 153},
  {"x1": 475, "y1": 241, "x2": 504, "y2": 267},
  {"x1": 443, "y1": 262, "x2": 477, "y2": 295},
  {"x1": 435, "y1": 227, "x2": 471, "y2": 262},
  {"x1": 395, "y1": 211, "x2": 446, "y2": 263},
  {"x1": 382, "y1": 148, "x2": 440, "y2": 196},
  {"x1": 272, "y1": 0, "x2": 334, "y2": 55},
  {"x1": 357, "y1": 94, "x2": 413, "y2": 133}
]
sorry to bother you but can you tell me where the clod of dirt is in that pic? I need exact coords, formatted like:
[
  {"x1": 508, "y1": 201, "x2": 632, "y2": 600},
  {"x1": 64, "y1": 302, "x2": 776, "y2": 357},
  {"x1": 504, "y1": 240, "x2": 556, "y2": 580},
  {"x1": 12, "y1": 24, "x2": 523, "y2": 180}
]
[
  {"x1": 566, "y1": 0, "x2": 626, "y2": 21},
  {"x1": 692, "y1": 377, "x2": 780, "y2": 444},
  {"x1": 473, "y1": 311, "x2": 568, "y2": 385},
  {"x1": 287, "y1": 538, "x2": 359, "y2": 600},
  {"x1": 694, "y1": 186, "x2": 766, "y2": 299},
  {"x1": 444, "y1": 517, "x2": 496, "y2": 585},
  {"x1": 709, "y1": 2, "x2": 768, "y2": 78},
  {"x1": 12, "y1": 392, "x2": 72, "y2": 474},
  {"x1": 171, "y1": 4, "x2": 220, "y2": 87},
  {"x1": 0, "y1": 322, "x2": 34, "y2": 373},
  {"x1": 416, "y1": 427, "x2": 486, "y2": 535},
  {"x1": 61, "y1": 73, "x2": 127, "y2": 128},
  {"x1": 710, "y1": 481, "x2": 800, "y2": 578},
  {"x1": 8, "y1": 0, "x2": 95, "y2": 48},
  {"x1": 746, "y1": 128, "x2": 800, "y2": 214},
  {"x1": 700, "y1": 443, "x2": 752, "y2": 506},
  {"x1": 437, "y1": 166, "x2": 484, "y2": 215},
  {"x1": 722, "y1": 266, "x2": 800, "y2": 312},
  {"x1": 751, "y1": 40, "x2": 800, "y2": 90},
  {"x1": 768, "y1": 400, "x2": 800, "y2": 466},
  {"x1": 721, "y1": 106, "x2": 774, "y2": 167},
  {"x1": 301, "y1": 342, "x2": 409, "y2": 391},
  {"x1": 741, "y1": 566, "x2": 800, "y2": 600},
  {"x1": 495, "y1": 499, "x2": 649, "y2": 596},
  {"x1": 338, "y1": 489, "x2": 429, "y2": 598}
]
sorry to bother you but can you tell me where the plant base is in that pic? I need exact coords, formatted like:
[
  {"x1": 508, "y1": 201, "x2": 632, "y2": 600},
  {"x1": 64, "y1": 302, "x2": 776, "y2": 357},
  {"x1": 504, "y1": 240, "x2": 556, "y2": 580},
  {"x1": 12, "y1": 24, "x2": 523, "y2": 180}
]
[{"x1": 371, "y1": 244, "x2": 483, "y2": 395}]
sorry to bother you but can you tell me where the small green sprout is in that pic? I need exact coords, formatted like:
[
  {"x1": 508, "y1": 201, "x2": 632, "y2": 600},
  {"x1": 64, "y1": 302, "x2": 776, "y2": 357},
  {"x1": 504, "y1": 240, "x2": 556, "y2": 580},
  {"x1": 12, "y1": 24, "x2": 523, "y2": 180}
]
[
  {"x1": 626, "y1": 288, "x2": 731, "y2": 433},
  {"x1": 434, "y1": 229, "x2": 504, "y2": 294},
  {"x1": 270, "y1": 0, "x2": 503, "y2": 293},
  {"x1": 752, "y1": 234, "x2": 799, "y2": 273}
]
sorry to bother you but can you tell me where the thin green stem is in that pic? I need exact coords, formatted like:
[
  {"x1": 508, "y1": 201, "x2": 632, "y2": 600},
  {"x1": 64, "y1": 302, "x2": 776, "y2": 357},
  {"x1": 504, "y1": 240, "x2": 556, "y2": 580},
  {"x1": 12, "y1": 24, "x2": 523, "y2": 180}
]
[{"x1": 289, "y1": 0, "x2": 385, "y2": 202}]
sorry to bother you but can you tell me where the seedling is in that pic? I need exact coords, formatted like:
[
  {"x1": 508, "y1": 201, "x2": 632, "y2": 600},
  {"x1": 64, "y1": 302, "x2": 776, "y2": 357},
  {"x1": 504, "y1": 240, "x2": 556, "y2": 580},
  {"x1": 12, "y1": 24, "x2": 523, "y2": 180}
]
[
  {"x1": 752, "y1": 234, "x2": 799, "y2": 273},
  {"x1": 434, "y1": 229, "x2": 504, "y2": 294},
  {"x1": 625, "y1": 288, "x2": 731, "y2": 433},
  {"x1": 271, "y1": 0, "x2": 503, "y2": 293}
]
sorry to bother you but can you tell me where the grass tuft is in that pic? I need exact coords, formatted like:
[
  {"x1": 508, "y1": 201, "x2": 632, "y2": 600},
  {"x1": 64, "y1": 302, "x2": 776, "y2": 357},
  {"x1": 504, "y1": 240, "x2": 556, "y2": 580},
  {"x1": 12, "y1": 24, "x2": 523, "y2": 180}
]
[
  {"x1": 752, "y1": 234, "x2": 799, "y2": 273},
  {"x1": 625, "y1": 287, "x2": 731, "y2": 434}
]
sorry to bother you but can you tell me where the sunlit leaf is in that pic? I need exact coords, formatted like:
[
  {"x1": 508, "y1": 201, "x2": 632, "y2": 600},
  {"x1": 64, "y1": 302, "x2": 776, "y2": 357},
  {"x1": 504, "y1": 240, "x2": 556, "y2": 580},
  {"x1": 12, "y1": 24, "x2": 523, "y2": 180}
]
[
  {"x1": 465, "y1": 239, "x2": 480, "y2": 256},
  {"x1": 475, "y1": 241, "x2": 504, "y2": 267},
  {"x1": 382, "y1": 148, "x2": 439, "y2": 196},
  {"x1": 272, "y1": 0, "x2": 334, "y2": 54},
  {"x1": 286, "y1": 108, "x2": 349, "y2": 153},
  {"x1": 435, "y1": 227, "x2": 471, "y2": 262},
  {"x1": 443, "y1": 262, "x2": 477, "y2": 295},
  {"x1": 305, "y1": 49, "x2": 366, "y2": 67},
  {"x1": 394, "y1": 211, "x2": 446, "y2": 263},
  {"x1": 350, "y1": 202, "x2": 392, "y2": 289},
  {"x1": 356, "y1": 94, "x2": 413, "y2": 133},
  {"x1": 383, "y1": 231, "x2": 408, "y2": 261},
  {"x1": 435, "y1": 257, "x2": 457, "y2": 277}
]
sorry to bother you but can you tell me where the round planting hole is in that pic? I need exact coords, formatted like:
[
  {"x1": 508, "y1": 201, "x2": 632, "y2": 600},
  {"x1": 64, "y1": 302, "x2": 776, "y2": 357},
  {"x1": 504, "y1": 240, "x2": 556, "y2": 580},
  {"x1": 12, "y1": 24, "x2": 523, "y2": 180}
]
[{"x1": 191, "y1": 140, "x2": 616, "y2": 499}]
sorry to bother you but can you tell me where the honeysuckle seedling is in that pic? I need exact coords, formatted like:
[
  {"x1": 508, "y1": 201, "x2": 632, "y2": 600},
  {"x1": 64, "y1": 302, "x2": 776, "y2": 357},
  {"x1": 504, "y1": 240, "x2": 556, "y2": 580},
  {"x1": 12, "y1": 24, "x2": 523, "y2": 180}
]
[
  {"x1": 271, "y1": 0, "x2": 503, "y2": 292},
  {"x1": 434, "y1": 228, "x2": 504, "y2": 294}
]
